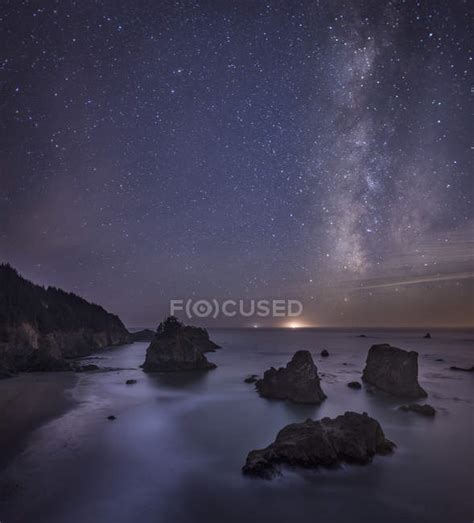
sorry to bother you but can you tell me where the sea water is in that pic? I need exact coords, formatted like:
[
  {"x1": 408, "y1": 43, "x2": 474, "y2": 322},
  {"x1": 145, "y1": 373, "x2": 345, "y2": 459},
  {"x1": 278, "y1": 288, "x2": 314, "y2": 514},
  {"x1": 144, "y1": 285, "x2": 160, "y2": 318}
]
[{"x1": 1, "y1": 328, "x2": 472, "y2": 523}]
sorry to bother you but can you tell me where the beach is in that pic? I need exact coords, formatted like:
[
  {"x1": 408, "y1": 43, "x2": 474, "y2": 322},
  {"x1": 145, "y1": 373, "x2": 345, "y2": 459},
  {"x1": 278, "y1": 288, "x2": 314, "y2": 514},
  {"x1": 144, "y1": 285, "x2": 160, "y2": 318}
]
[{"x1": 0, "y1": 372, "x2": 77, "y2": 469}]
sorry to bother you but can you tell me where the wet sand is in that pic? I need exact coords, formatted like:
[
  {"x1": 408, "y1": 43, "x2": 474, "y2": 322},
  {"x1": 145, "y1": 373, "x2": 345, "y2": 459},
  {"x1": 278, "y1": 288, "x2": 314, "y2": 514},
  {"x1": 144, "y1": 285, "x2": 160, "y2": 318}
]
[{"x1": 0, "y1": 372, "x2": 77, "y2": 469}]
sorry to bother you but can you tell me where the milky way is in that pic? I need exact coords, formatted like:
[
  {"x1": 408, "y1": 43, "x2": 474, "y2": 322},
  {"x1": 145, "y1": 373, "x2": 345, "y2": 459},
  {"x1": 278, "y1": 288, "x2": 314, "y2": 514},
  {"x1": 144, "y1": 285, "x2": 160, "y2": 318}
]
[{"x1": 1, "y1": 1, "x2": 472, "y2": 327}]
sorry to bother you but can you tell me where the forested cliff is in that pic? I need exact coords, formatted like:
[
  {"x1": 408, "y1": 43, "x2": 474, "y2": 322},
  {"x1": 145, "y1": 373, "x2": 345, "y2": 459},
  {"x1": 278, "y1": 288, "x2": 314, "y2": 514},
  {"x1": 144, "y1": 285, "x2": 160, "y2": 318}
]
[{"x1": 0, "y1": 263, "x2": 130, "y2": 373}]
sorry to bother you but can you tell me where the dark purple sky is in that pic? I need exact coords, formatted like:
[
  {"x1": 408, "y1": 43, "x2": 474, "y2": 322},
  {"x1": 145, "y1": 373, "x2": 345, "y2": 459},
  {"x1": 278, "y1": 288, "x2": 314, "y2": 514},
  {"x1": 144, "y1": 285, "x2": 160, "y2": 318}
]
[{"x1": 1, "y1": 0, "x2": 472, "y2": 327}]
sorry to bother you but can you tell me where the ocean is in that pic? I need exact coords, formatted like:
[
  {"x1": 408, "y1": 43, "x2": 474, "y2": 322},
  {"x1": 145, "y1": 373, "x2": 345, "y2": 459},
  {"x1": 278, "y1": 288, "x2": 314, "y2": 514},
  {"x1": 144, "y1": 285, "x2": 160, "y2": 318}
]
[{"x1": 1, "y1": 328, "x2": 473, "y2": 522}]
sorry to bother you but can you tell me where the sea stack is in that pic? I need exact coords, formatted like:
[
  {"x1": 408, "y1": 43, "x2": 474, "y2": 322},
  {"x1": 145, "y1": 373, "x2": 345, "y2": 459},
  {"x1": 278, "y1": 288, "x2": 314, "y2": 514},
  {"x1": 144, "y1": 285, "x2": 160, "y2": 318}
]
[
  {"x1": 255, "y1": 350, "x2": 326, "y2": 404},
  {"x1": 362, "y1": 344, "x2": 427, "y2": 398},
  {"x1": 180, "y1": 325, "x2": 220, "y2": 352},
  {"x1": 242, "y1": 411, "x2": 395, "y2": 478},
  {"x1": 142, "y1": 316, "x2": 217, "y2": 372},
  {"x1": 347, "y1": 381, "x2": 362, "y2": 389}
]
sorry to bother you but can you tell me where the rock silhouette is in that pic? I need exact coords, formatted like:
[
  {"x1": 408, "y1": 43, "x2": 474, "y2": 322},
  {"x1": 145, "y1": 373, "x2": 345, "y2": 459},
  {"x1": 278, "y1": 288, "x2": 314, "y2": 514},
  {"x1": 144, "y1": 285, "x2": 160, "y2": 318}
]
[
  {"x1": 255, "y1": 350, "x2": 326, "y2": 404},
  {"x1": 347, "y1": 381, "x2": 362, "y2": 389},
  {"x1": 362, "y1": 344, "x2": 427, "y2": 398},
  {"x1": 449, "y1": 365, "x2": 474, "y2": 372},
  {"x1": 181, "y1": 325, "x2": 220, "y2": 352},
  {"x1": 244, "y1": 374, "x2": 259, "y2": 384},
  {"x1": 142, "y1": 316, "x2": 217, "y2": 372},
  {"x1": 242, "y1": 411, "x2": 395, "y2": 478}
]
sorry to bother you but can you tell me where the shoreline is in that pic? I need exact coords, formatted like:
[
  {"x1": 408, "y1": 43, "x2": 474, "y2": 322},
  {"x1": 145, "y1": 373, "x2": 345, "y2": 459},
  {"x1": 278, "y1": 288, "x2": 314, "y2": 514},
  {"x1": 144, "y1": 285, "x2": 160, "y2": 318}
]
[
  {"x1": 0, "y1": 330, "x2": 471, "y2": 522},
  {"x1": 0, "y1": 372, "x2": 78, "y2": 470}
]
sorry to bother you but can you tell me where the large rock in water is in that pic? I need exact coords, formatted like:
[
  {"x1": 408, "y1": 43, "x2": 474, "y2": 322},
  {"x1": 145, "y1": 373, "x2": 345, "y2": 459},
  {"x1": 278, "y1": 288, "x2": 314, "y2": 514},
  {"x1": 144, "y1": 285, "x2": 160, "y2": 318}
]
[
  {"x1": 255, "y1": 350, "x2": 326, "y2": 404},
  {"x1": 0, "y1": 263, "x2": 131, "y2": 373},
  {"x1": 362, "y1": 344, "x2": 427, "y2": 398},
  {"x1": 142, "y1": 316, "x2": 217, "y2": 372},
  {"x1": 181, "y1": 325, "x2": 220, "y2": 352},
  {"x1": 242, "y1": 411, "x2": 395, "y2": 478}
]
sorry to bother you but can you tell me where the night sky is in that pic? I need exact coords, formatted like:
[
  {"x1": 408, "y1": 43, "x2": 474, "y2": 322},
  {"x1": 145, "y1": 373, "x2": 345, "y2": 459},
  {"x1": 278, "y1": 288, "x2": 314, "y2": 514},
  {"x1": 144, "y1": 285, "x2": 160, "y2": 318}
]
[{"x1": 1, "y1": 1, "x2": 472, "y2": 327}]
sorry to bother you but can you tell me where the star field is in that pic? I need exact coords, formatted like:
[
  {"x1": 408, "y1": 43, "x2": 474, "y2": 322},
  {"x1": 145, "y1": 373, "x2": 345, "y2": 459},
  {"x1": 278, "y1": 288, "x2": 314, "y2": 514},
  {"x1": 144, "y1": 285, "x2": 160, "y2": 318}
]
[{"x1": 1, "y1": 0, "x2": 472, "y2": 326}]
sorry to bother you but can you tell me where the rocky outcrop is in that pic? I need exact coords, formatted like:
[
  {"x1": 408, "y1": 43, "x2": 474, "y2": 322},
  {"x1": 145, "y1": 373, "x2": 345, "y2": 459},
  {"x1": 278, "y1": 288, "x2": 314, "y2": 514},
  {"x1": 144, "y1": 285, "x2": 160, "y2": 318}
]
[
  {"x1": 449, "y1": 365, "x2": 474, "y2": 372},
  {"x1": 142, "y1": 316, "x2": 217, "y2": 372},
  {"x1": 423, "y1": 332, "x2": 431, "y2": 339},
  {"x1": 0, "y1": 264, "x2": 131, "y2": 373},
  {"x1": 181, "y1": 325, "x2": 220, "y2": 352},
  {"x1": 242, "y1": 411, "x2": 395, "y2": 478},
  {"x1": 398, "y1": 403, "x2": 436, "y2": 416},
  {"x1": 320, "y1": 349, "x2": 329, "y2": 357},
  {"x1": 255, "y1": 350, "x2": 326, "y2": 404},
  {"x1": 347, "y1": 381, "x2": 362, "y2": 389},
  {"x1": 362, "y1": 344, "x2": 427, "y2": 399},
  {"x1": 244, "y1": 374, "x2": 259, "y2": 384},
  {"x1": 130, "y1": 329, "x2": 155, "y2": 342}
]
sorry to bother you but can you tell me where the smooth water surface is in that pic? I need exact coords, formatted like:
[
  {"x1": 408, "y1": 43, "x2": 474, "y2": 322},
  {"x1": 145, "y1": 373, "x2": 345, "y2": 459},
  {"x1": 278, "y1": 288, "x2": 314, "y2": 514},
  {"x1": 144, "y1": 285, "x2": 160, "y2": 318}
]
[{"x1": 1, "y1": 328, "x2": 473, "y2": 523}]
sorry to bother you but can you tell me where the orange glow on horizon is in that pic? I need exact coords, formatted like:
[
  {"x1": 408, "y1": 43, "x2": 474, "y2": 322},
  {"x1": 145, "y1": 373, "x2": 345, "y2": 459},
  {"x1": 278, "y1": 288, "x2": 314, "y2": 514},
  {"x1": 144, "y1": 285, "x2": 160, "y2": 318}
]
[{"x1": 284, "y1": 321, "x2": 311, "y2": 329}]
